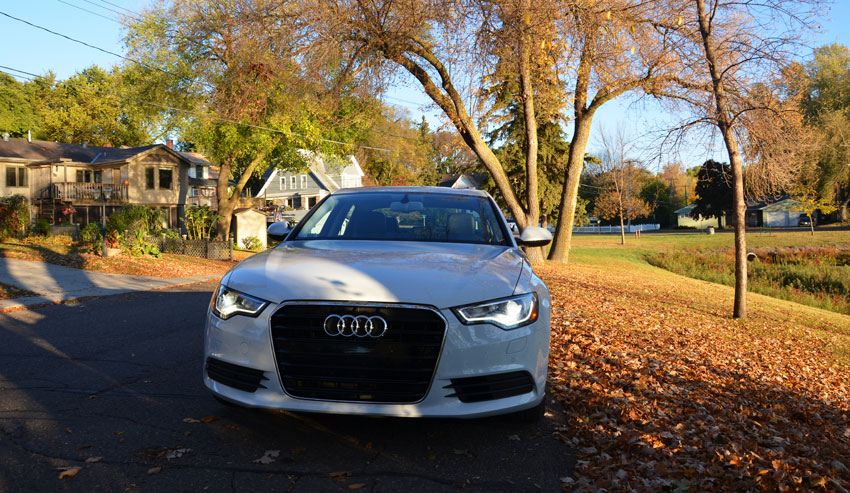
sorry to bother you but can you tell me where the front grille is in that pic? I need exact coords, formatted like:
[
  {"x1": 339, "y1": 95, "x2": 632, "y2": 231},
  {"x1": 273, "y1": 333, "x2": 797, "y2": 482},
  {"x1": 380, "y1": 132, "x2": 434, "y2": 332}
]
[
  {"x1": 444, "y1": 371, "x2": 535, "y2": 403},
  {"x1": 205, "y1": 357, "x2": 268, "y2": 393},
  {"x1": 270, "y1": 303, "x2": 446, "y2": 403}
]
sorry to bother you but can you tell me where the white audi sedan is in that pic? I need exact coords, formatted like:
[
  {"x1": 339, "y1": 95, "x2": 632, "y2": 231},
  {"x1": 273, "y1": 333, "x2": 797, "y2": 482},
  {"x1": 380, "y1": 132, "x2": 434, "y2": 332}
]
[{"x1": 204, "y1": 187, "x2": 552, "y2": 420}]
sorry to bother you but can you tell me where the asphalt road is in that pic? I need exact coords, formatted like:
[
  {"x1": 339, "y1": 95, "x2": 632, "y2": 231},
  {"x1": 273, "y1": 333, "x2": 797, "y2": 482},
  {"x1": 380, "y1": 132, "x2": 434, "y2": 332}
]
[{"x1": 0, "y1": 281, "x2": 574, "y2": 491}]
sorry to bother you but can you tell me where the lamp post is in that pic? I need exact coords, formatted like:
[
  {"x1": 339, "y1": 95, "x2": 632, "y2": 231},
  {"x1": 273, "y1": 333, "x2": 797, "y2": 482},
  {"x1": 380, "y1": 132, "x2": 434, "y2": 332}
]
[{"x1": 101, "y1": 186, "x2": 113, "y2": 256}]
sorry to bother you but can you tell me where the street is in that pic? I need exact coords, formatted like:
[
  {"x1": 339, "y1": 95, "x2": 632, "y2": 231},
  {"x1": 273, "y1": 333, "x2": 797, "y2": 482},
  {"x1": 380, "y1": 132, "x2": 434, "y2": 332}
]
[{"x1": 0, "y1": 281, "x2": 574, "y2": 491}]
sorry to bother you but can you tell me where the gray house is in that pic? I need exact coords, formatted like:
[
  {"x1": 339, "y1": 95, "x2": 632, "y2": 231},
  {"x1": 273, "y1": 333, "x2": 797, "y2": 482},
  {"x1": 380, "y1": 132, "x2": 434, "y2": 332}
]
[{"x1": 255, "y1": 151, "x2": 364, "y2": 210}]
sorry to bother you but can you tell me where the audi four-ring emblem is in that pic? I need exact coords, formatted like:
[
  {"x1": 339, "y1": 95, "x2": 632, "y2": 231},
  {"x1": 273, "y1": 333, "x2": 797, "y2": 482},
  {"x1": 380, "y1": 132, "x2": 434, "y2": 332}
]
[{"x1": 323, "y1": 314, "x2": 389, "y2": 338}]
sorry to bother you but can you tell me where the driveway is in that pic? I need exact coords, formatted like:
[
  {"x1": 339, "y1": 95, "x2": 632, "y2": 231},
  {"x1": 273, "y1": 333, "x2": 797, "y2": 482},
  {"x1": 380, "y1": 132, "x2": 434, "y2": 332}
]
[{"x1": 0, "y1": 281, "x2": 574, "y2": 491}]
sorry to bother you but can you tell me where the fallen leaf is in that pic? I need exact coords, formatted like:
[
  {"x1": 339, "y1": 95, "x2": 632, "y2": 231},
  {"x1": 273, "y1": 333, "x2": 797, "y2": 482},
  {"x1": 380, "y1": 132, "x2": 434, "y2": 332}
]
[
  {"x1": 85, "y1": 456, "x2": 103, "y2": 464},
  {"x1": 348, "y1": 484, "x2": 366, "y2": 489},
  {"x1": 147, "y1": 467, "x2": 162, "y2": 475},
  {"x1": 200, "y1": 416, "x2": 218, "y2": 423},
  {"x1": 58, "y1": 467, "x2": 81, "y2": 479},
  {"x1": 182, "y1": 418, "x2": 200, "y2": 423},
  {"x1": 508, "y1": 435, "x2": 520, "y2": 441},
  {"x1": 225, "y1": 424, "x2": 239, "y2": 430},
  {"x1": 76, "y1": 445, "x2": 92, "y2": 451}
]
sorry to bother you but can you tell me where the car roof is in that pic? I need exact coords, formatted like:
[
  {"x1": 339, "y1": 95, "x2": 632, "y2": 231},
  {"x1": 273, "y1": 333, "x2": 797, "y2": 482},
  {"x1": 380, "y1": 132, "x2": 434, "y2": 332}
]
[{"x1": 332, "y1": 186, "x2": 491, "y2": 198}]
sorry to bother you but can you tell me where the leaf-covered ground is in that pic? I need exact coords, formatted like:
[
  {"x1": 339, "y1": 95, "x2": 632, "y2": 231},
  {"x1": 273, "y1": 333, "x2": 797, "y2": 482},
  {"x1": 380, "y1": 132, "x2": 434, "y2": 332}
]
[
  {"x1": 0, "y1": 281, "x2": 37, "y2": 300},
  {"x1": 0, "y1": 237, "x2": 238, "y2": 278},
  {"x1": 538, "y1": 261, "x2": 850, "y2": 491}
]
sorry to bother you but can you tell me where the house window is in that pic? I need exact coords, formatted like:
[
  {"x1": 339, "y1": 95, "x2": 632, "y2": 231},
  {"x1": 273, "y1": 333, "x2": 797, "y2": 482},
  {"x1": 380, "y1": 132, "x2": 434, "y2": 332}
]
[
  {"x1": 301, "y1": 175, "x2": 308, "y2": 188},
  {"x1": 94, "y1": 170, "x2": 102, "y2": 184},
  {"x1": 5, "y1": 166, "x2": 27, "y2": 187},
  {"x1": 196, "y1": 165, "x2": 204, "y2": 179},
  {"x1": 76, "y1": 170, "x2": 93, "y2": 183},
  {"x1": 290, "y1": 175, "x2": 296, "y2": 188},
  {"x1": 159, "y1": 168, "x2": 173, "y2": 190},
  {"x1": 145, "y1": 167, "x2": 155, "y2": 189},
  {"x1": 279, "y1": 176, "x2": 286, "y2": 190}
]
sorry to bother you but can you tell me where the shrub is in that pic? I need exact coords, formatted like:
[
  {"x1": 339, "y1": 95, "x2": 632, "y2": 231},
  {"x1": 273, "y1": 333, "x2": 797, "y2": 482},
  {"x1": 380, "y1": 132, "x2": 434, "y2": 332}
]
[
  {"x1": 0, "y1": 195, "x2": 30, "y2": 240},
  {"x1": 241, "y1": 235, "x2": 262, "y2": 251},
  {"x1": 128, "y1": 230, "x2": 161, "y2": 258},
  {"x1": 34, "y1": 218, "x2": 51, "y2": 237},
  {"x1": 182, "y1": 205, "x2": 221, "y2": 240},
  {"x1": 79, "y1": 222, "x2": 103, "y2": 251}
]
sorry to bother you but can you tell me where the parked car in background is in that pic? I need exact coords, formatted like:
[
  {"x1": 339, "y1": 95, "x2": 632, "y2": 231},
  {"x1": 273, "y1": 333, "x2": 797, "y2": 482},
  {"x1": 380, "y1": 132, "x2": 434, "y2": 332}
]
[
  {"x1": 205, "y1": 187, "x2": 552, "y2": 420},
  {"x1": 798, "y1": 214, "x2": 815, "y2": 227}
]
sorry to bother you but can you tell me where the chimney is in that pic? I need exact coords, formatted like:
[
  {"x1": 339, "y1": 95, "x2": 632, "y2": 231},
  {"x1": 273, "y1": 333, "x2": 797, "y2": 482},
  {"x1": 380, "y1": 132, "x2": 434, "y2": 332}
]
[
  {"x1": 1, "y1": 133, "x2": 9, "y2": 142},
  {"x1": 166, "y1": 139, "x2": 174, "y2": 149},
  {"x1": 27, "y1": 130, "x2": 31, "y2": 143},
  {"x1": 82, "y1": 141, "x2": 88, "y2": 148}
]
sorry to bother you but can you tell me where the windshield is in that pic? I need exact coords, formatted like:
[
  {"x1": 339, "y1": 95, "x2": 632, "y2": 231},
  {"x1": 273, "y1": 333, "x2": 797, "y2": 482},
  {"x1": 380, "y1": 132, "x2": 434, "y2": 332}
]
[{"x1": 292, "y1": 192, "x2": 509, "y2": 246}]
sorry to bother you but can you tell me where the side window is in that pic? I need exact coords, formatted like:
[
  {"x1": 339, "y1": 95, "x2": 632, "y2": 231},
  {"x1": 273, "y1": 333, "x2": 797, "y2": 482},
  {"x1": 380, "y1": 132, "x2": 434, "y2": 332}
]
[
  {"x1": 159, "y1": 168, "x2": 173, "y2": 190},
  {"x1": 290, "y1": 176, "x2": 296, "y2": 188},
  {"x1": 145, "y1": 167, "x2": 155, "y2": 189},
  {"x1": 279, "y1": 176, "x2": 286, "y2": 190},
  {"x1": 301, "y1": 175, "x2": 307, "y2": 188}
]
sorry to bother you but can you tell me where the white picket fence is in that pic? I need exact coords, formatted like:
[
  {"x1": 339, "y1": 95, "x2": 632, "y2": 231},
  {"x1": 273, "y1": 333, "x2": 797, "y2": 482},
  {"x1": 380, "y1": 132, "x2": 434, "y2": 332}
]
[{"x1": 573, "y1": 224, "x2": 661, "y2": 233}]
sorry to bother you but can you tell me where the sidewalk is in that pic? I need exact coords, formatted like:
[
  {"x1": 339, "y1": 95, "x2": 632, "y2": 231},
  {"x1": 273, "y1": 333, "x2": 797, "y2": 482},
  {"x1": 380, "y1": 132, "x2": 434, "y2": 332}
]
[{"x1": 0, "y1": 258, "x2": 221, "y2": 312}]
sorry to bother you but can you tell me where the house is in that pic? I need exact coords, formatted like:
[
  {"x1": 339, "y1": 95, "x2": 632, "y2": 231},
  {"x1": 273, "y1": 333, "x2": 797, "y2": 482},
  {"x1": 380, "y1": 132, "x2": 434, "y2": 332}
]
[
  {"x1": 675, "y1": 197, "x2": 805, "y2": 229},
  {"x1": 254, "y1": 150, "x2": 364, "y2": 210},
  {"x1": 437, "y1": 173, "x2": 485, "y2": 189},
  {"x1": 0, "y1": 137, "x2": 200, "y2": 228},
  {"x1": 745, "y1": 197, "x2": 803, "y2": 227},
  {"x1": 674, "y1": 204, "x2": 725, "y2": 229}
]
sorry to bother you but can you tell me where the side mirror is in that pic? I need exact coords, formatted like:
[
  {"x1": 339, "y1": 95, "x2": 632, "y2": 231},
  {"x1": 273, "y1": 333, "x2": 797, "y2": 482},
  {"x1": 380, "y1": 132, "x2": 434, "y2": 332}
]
[
  {"x1": 267, "y1": 221, "x2": 291, "y2": 242},
  {"x1": 518, "y1": 226, "x2": 552, "y2": 247}
]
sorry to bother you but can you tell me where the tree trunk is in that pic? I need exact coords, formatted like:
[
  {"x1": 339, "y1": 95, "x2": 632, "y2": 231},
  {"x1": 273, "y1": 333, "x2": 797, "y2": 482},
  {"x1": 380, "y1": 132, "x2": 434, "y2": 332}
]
[
  {"x1": 548, "y1": 112, "x2": 594, "y2": 262},
  {"x1": 810, "y1": 217, "x2": 815, "y2": 236},
  {"x1": 215, "y1": 159, "x2": 234, "y2": 241},
  {"x1": 840, "y1": 194, "x2": 849, "y2": 222},
  {"x1": 214, "y1": 137, "x2": 282, "y2": 240},
  {"x1": 697, "y1": 0, "x2": 747, "y2": 319},
  {"x1": 517, "y1": 9, "x2": 543, "y2": 264},
  {"x1": 618, "y1": 194, "x2": 626, "y2": 246}
]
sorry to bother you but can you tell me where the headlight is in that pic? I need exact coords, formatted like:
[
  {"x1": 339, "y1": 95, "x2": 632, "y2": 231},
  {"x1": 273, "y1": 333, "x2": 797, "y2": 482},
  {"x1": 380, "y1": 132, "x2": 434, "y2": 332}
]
[
  {"x1": 211, "y1": 285, "x2": 269, "y2": 320},
  {"x1": 453, "y1": 293, "x2": 538, "y2": 330}
]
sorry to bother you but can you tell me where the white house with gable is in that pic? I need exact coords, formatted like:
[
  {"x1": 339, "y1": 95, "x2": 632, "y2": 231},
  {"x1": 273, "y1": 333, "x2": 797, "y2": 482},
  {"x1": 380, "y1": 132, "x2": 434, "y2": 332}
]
[{"x1": 255, "y1": 151, "x2": 365, "y2": 210}]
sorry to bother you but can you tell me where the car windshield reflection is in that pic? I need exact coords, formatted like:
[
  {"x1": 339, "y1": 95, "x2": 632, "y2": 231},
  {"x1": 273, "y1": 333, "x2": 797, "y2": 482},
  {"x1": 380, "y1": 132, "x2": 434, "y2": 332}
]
[{"x1": 292, "y1": 192, "x2": 509, "y2": 246}]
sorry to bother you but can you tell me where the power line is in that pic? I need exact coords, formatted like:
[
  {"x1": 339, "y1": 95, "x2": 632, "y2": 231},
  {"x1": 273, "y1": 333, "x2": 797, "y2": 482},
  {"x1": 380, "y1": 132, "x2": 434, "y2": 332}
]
[
  {"x1": 0, "y1": 10, "x2": 177, "y2": 79},
  {"x1": 0, "y1": 65, "x2": 393, "y2": 153},
  {"x1": 55, "y1": 0, "x2": 119, "y2": 24},
  {"x1": 75, "y1": 0, "x2": 136, "y2": 20},
  {"x1": 95, "y1": 0, "x2": 139, "y2": 16}
]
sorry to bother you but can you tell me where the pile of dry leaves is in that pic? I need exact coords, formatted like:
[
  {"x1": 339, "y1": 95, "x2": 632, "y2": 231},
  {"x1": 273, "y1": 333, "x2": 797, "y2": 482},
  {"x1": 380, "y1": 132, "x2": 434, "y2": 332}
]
[{"x1": 538, "y1": 263, "x2": 850, "y2": 491}]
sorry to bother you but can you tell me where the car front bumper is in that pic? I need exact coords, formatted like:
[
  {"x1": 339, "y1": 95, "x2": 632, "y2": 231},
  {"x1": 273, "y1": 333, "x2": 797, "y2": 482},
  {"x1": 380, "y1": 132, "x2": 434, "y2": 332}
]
[{"x1": 203, "y1": 301, "x2": 550, "y2": 418}]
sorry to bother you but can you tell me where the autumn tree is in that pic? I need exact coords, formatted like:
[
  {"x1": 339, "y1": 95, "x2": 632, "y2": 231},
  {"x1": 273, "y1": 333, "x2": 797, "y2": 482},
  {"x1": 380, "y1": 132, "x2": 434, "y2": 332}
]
[
  {"x1": 591, "y1": 127, "x2": 652, "y2": 244},
  {"x1": 127, "y1": 0, "x2": 375, "y2": 239},
  {"x1": 659, "y1": 0, "x2": 823, "y2": 318},
  {"x1": 547, "y1": 1, "x2": 687, "y2": 262},
  {"x1": 356, "y1": 107, "x2": 436, "y2": 186},
  {"x1": 796, "y1": 44, "x2": 850, "y2": 222},
  {"x1": 308, "y1": 0, "x2": 564, "y2": 262}
]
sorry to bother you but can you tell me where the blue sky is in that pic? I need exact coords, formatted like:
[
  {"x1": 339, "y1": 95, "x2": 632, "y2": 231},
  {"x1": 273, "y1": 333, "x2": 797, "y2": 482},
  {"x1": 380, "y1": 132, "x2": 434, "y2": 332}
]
[{"x1": 2, "y1": 1, "x2": 849, "y2": 168}]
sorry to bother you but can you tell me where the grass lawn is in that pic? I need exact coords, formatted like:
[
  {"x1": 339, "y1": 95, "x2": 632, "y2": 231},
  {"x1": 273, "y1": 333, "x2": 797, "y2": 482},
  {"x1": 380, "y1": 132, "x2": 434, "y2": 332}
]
[{"x1": 541, "y1": 231, "x2": 850, "y2": 490}]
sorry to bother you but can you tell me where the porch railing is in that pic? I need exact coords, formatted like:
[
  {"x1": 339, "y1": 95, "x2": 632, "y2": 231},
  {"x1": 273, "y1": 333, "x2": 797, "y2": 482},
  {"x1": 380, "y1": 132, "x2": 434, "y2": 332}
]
[{"x1": 57, "y1": 182, "x2": 129, "y2": 202}]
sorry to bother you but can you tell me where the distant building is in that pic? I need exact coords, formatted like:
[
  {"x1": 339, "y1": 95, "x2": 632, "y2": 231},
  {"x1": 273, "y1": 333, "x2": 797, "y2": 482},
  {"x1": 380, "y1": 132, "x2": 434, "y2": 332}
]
[
  {"x1": 676, "y1": 197, "x2": 805, "y2": 229},
  {"x1": 254, "y1": 151, "x2": 364, "y2": 210},
  {"x1": 0, "y1": 136, "x2": 203, "y2": 228},
  {"x1": 674, "y1": 204, "x2": 725, "y2": 229},
  {"x1": 437, "y1": 173, "x2": 486, "y2": 190}
]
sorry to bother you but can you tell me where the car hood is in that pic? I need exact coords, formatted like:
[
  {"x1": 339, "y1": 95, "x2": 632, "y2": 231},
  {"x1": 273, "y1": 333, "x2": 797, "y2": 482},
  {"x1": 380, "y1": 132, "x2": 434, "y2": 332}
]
[{"x1": 221, "y1": 240, "x2": 525, "y2": 308}]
